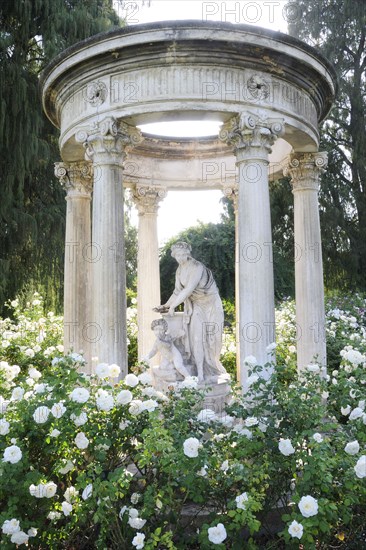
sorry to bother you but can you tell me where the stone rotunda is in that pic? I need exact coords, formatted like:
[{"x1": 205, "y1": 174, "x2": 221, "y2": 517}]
[{"x1": 40, "y1": 20, "x2": 337, "y2": 389}]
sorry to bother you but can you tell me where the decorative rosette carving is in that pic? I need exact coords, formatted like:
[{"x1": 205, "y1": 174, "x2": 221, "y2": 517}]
[
  {"x1": 247, "y1": 75, "x2": 270, "y2": 101},
  {"x1": 83, "y1": 81, "x2": 108, "y2": 107}
]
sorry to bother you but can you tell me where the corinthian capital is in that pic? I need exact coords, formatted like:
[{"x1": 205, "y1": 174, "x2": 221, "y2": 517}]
[
  {"x1": 54, "y1": 162, "x2": 93, "y2": 197},
  {"x1": 219, "y1": 113, "x2": 284, "y2": 156},
  {"x1": 284, "y1": 152, "x2": 328, "y2": 192},
  {"x1": 132, "y1": 186, "x2": 167, "y2": 215},
  {"x1": 75, "y1": 117, "x2": 143, "y2": 164}
]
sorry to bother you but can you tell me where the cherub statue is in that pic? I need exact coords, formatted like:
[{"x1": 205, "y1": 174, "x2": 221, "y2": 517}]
[{"x1": 143, "y1": 318, "x2": 190, "y2": 386}]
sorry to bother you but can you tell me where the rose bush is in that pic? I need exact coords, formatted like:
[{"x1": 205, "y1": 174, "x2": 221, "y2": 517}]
[{"x1": 0, "y1": 294, "x2": 365, "y2": 549}]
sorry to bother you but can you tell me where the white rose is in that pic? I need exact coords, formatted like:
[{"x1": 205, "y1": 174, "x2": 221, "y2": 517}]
[
  {"x1": 279, "y1": 438, "x2": 295, "y2": 456},
  {"x1": 64, "y1": 486, "x2": 79, "y2": 503},
  {"x1": 96, "y1": 390, "x2": 115, "y2": 412},
  {"x1": 220, "y1": 459, "x2": 229, "y2": 472},
  {"x1": 298, "y1": 495, "x2": 318, "y2": 517},
  {"x1": 354, "y1": 455, "x2": 366, "y2": 478},
  {"x1": 183, "y1": 437, "x2": 200, "y2": 458},
  {"x1": 69, "y1": 387, "x2": 90, "y2": 403},
  {"x1": 345, "y1": 440, "x2": 360, "y2": 455},
  {"x1": 108, "y1": 363, "x2": 121, "y2": 378},
  {"x1": 180, "y1": 376, "x2": 198, "y2": 389},
  {"x1": 138, "y1": 371, "x2": 153, "y2": 385},
  {"x1": 143, "y1": 399, "x2": 158, "y2": 412},
  {"x1": 75, "y1": 432, "x2": 89, "y2": 450},
  {"x1": 0, "y1": 418, "x2": 10, "y2": 435},
  {"x1": 266, "y1": 342, "x2": 276, "y2": 353},
  {"x1": 343, "y1": 349, "x2": 365, "y2": 365},
  {"x1": 349, "y1": 407, "x2": 363, "y2": 420},
  {"x1": 61, "y1": 501, "x2": 73, "y2": 516},
  {"x1": 288, "y1": 520, "x2": 303, "y2": 539},
  {"x1": 58, "y1": 459, "x2": 74, "y2": 475},
  {"x1": 313, "y1": 433, "x2": 323, "y2": 443},
  {"x1": 307, "y1": 363, "x2": 320, "y2": 373},
  {"x1": 51, "y1": 402, "x2": 66, "y2": 419},
  {"x1": 47, "y1": 511, "x2": 61, "y2": 520},
  {"x1": 95, "y1": 363, "x2": 110, "y2": 379},
  {"x1": 132, "y1": 532, "x2": 145, "y2": 549},
  {"x1": 71, "y1": 412, "x2": 88, "y2": 426},
  {"x1": 50, "y1": 429, "x2": 61, "y2": 438},
  {"x1": 197, "y1": 466, "x2": 208, "y2": 477},
  {"x1": 207, "y1": 523, "x2": 227, "y2": 544},
  {"x1": 33, "y1": 406, "x2": 50, "y2": 424},
  {"x1": 24, "y1": 348, "x2": 35, "y2": 358},
  {"x1": 3, "y1": 444, "x2": 22, "y2": 464},
  {"x1": 128, "y1": 517, "x2": 147, "y2": 529},
  {"x1": 11, "y1": 386, "x2": 24, "y2": 401},
  {"x1": 11, "y1": 531, "x2": 29, "y2": 545},
  {"x1": 235, "y1": 492, "x2": 249, "y2": 510},
  {"x1": 82, "y1": 484, "x2": 93, "y2": 500},
  {"x1": 341, "y1": 405, "x2": 351, "y2": 416},
  {"x1": 27, "y1": 527, "x2": 37, "y2": 537},
  {"x1": 29, "y1": 484, "x2": 44, "y2": 498},
  {"x1": 125, "y1": 373, "x2": 139, "y2": 387},
  {"x1": 2, "y1": 518, "x2": 20, "y2": 534},
  {"x1": 116, "y1": 389, "x2": 133, "y2": 405},
  {"x1": 44, "y1": 482, "x2": 57, "y2": 498},
  {"x1": 129, "y1": 400, "x2": 145, "y2": 416},
  {"x1": 69, "y1": 352, "x2": 84, "y2": 363},
  {"x1": 197, "y1": 409, "x2": 217, "y2": 423},
  {"x1": 34, "y1": 383, "x2": 47, "y2": 394},
  {"x1": 245, "y1": 416, "x2": 259, "y2": 427}
]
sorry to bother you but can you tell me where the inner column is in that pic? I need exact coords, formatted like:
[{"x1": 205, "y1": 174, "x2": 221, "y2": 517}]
[
  {"x1": 285, "y1": 152, "x2": 328, "y2": 372},
  {"x1": 132, "y1": 185, "x2": 167, "y2": 359},
  {"x1": 220, "y1": 114, "x2": 284, "y2": 390}
]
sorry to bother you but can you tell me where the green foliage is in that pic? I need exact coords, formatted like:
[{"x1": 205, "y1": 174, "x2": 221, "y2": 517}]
[
  {"x1": 0, "y1": 295, "x2": 366, "y2": 548},
  {"x1": 0, "y1": 0, "x2": 121, "y2": 313}
]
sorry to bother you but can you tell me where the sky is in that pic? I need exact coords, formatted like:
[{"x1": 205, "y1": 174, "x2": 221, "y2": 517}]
[{"x1": 114, "y1": 0, "x2": 289, "y2": 245}]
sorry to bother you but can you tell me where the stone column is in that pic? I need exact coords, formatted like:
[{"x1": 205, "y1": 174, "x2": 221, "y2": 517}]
[
  {"x1": 222, "y1": 185, "x2": 240, "y2": 380},
  {"x1": 220, "y1": 114, "x2": 284, "y2": 389},
  {"x1": 54, "y1": 162, "x2": 92, "y2": 367},
  {"x1": 76, "y1": 117, "x2": 142, "y2": 376},
  {"x1": 284, "y1": 152, "x2": 328, "y2": 371},
  {"x1": 132, "y1": 186, "x2": 167, "y2": 360}
]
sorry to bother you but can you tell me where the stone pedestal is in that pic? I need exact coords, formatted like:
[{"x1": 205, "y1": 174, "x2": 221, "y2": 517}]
[
  {"x1": 54, "y1": 162, "x2": 92, "y2": 368},
  {"x1": 285, "y1": 152, "x2": 328, "y2": 371},
  {"x1": 133, "y1": 186, "x2": 166, "y2": 360},
  {"x1": 220, "y1": 114, "x2": 284, "y2": 390}
]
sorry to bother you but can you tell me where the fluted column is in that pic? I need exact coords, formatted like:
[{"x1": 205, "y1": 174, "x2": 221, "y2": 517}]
[
  {"x1": 220, "y1": 113, "x2": 284, "y2": 390},
  {"x1": 55, "y1": 162, "x2": 92, "y2": 367},
  {"x1": 222, "y1": 185, "x2": 240, "y2": 380},
  {"x1": 284, "y1": 152, "x2": 328, "y2": 372},
  {"x1": 76, "y1": 117, "x2": 142, "y2": 376},
  {"x1": 132, "y1": 186, "x2": 167, "y2": 359}
]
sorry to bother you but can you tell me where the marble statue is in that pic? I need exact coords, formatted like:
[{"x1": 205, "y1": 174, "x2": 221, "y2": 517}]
[
  {"x1": 143, "y1": 318, "x2": 190, "y2": 387},
  {"x1": 154, "y1": 242, "x2": 227, "y2": 384}
]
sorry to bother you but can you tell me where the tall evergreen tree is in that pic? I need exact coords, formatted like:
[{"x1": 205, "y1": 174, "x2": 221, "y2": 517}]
[
  {"x1": 287, "y1": 0, "x2": 366, "y2": 290},
  {"x1": 0, "y1": 0, "x2": 120, "y2": 313}
]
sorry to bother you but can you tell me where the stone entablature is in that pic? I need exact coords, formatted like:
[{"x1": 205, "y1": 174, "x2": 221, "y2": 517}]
[{"x1": 41, "y1": 20, "x2": 336, "y2": 163}]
